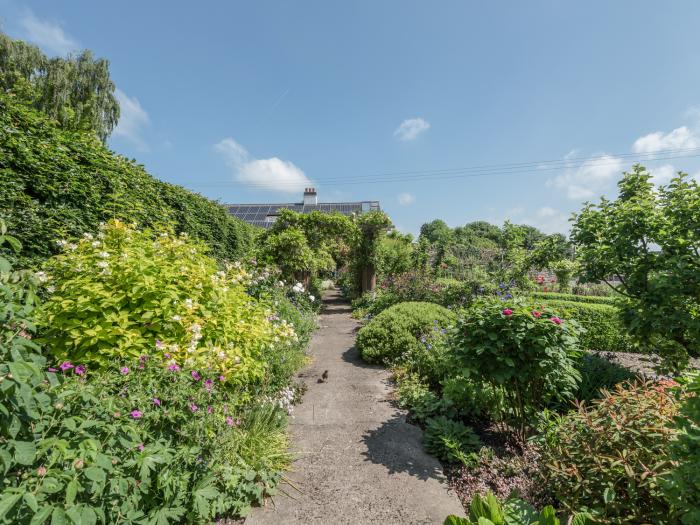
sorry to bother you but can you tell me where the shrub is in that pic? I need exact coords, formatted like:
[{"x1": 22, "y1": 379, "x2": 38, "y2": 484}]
[
  {"x1": 356, "y1": 302, "x2": 456, "y2": 366},
  {"x1": 529, "y1": 291, "x2": 618, "y2": 305},
  {"x1": 423, "y1": 416, "x2": 481, "y2": 465},
  {"x1": 665, "y1": 372, "x2": 700, "y2": 524},
  {"x1": 538, "y1": 380, "x2": 680, "y2": 524},
  {"x1": 452, "y1": 299, "x2": 581, "y2": 439},
  {"x1": 37, "y1": 221, "x2": 296, "y2": 384},
  {"x1": 0, "y1": 94, "x2": 253, "y2": 268},
  {"x1": 532, "y1": 299, "x2": 635, "y2": 353},
  {"x1": 395, "y1": 374, "x2": 444, "y2": 423},
  {"x1": 573, "y1": 353, "x2": 636, "y2": 402},
  {"x1": 440, "y1": 376, "x2": 506, "y2": 423}
]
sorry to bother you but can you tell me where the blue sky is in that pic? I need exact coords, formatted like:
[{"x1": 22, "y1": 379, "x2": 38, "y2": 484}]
[{"x1": 3, "y1": 1, "x2": 700, "y2": 235}]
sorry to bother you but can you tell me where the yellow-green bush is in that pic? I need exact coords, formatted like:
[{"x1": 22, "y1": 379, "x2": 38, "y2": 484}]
[{"x1": 37, "y1": 220, "x2": 295, "y2": 384}]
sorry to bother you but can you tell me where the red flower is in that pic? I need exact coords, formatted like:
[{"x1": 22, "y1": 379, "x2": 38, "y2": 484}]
[
  {"x1": 550, "y1": 316, "x2": 562, "y2": 325},
  {"x1": 502, "y1": 308, "x2": 514, "y2": 316},
  {"x1": 531, "y1": 310, "x2": 542, "y2": 318}
]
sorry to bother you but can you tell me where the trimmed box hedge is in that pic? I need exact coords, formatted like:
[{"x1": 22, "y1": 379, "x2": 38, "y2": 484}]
[
  {"x1": 530, "y1": 291, "x2": 618, "y2": 306},
  {"x1": 533, "y1": 299, "x2": 635, "y2": 353},
  {"x1": 0, "y1": 94, "x2": 255, "y2": 267}
]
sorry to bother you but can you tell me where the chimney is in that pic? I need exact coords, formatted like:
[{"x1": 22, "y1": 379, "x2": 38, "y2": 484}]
[{"x1": 303, "y1": 187, "x2": 317, "y2": 205}]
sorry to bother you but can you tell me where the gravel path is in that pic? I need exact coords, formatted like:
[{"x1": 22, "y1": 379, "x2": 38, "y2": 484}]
[{"x1": 245, "y1": 288, "x2": 464, "y2": 525}]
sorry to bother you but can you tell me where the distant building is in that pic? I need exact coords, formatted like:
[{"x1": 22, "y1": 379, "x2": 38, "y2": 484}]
[{"x1": 226, "y1": 188, "x2": 381, "y2": 228}]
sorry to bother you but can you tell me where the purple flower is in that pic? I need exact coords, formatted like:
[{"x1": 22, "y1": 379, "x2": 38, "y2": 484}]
[
  {"x1": 120, "y1": 367, "x2": 130, "y2": 375},
  {"x1": 191, "y1": 371, "x2": 201, "y2": 381},
  {"x1": 219, "y1": 375, "x2": 225, "y2": 382},
  {"x1": 167, "y1": 364, "x2": 180, "y2": 372},
  {"x1": 74, "y1": 365, "x2": 86, "y2": 376},
  {"x1": 131, "y1": 410, "x2": 143, "y2": 419},
  {"x1": 59, "y1": 361, "x2": 74, "y2": 371},
  {"x1": 48, "y1": 367, "x2": 58, "y2": 373},
  {"x1": 189, "y1": 403, "x2": 199, "y2": 412},
  {"x1": 152, "y1": 398, "x2": 161, "y2": 406},
  {"x1": 204, "y1": 379, "x2": 213, "y2": 391},
  {"x1": 164, "y1": 353, "x2": 172, "y2": 359},
  {"x1": 226, "y1": 416, "x2": 235, "y2": 426},
  {"x1": 207, "y1": 406, "x2": 213, "y2": 414}
]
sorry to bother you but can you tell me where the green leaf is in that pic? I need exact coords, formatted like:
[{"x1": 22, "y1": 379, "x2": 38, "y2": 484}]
[
  {"x1": 603, "y1": 487, "x2": 615, "y2": 504},
  {"x1": 66, "y1": 480, "x2": 79, "y2": 505},
  {"x1": 0, "y1": 493, "x2": 22, "y2": 520},
  {"x1": 84, "y1": 466, "x2": 106, "y2": 484},
  {"x1": 444, "y1": 517, "x2": 471, "y2": 525},
  {"x1": 571, "y1": 513, "x2": 597, "y2": 525},
  {"x1": 23, "y1": 492, "x2": 38, "y2": 512},
  {"x1": 536, "y1": 506, "x2": 559, "y2": 525},
  {"x1": 13, "y1": 440, "x2": 37, "y2": 465},
  {"x1": 29, "y1": 505, "x2": 54, "y2": 525}
]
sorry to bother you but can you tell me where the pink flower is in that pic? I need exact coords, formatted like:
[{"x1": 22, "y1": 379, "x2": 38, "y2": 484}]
[
  {"x1": 550, "y1": 316, "x2": 562, "y2": 325},
  {"x1": 167, "y1": 363, "x2": 180, "y2": 372},
  {"x1": 131, "y1": 410, "x2": 143, "y2": 419},
  {"x1": 204, "y1": 379, "x2": 213, "y2": 391},
  {"x1": 120, "y1": 367, "x2": 130, "y2": 375},
  {"x1": 164, "y1": 353, "x2": 172, "y2": 359},
  {"x1": 137, "y1": 443, "x2": 145, "y2": 451},
  {"x1": 219, "y1": 375, "x2": 225, "y2": 382},
  {"x1": 74, "y1": 365, "x2": 86, "y2": 376},
  {"x1": 502, "y1": 308, "x2": 513, "y2": 316},
  {"x1": 48, "y1": 367, "x2": 58, "y2": 372},
  {"x1": 189, "y1": 403, "x2": 198, "y2": 412},
  {"x1": 59, "y1": 361, "x2": 74, "y2": 371},
  {"x1": 207, "y1": 406, "x2": 213, "y2": 414},
  {"x1": 191, "y1": 371, "x2": 201, "y2": 381},
  {"x1": 155, "y1": 339, "x2": 165, "y2": 350},
  {"x1": 152, "y1": 398, "x2": 161, "y2": 406},
  {"x1": 531, "y1": 310, "x2": 542, "y2": 319},
  {"x1": 37, "y1": 466, "x2": 47, "y2": 476},
  {"x1": 226, "y1": 416, "x2": 235, "y2": 426}
]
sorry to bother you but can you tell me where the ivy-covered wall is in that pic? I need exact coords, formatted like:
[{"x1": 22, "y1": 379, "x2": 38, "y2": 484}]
[{"x1": 0, "y1": 94, "x2": 255, "y2": 267}]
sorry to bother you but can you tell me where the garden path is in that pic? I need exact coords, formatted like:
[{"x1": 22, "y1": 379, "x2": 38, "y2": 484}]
[{"x1": 245, "y1": 288, "x2": 464, "y2": 525}]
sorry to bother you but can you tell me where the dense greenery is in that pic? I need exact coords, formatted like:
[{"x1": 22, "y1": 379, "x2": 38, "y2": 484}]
[
  {"x1": 356, "y1": 301, "x2": 456, "y2": 366},
  {"x1": 572, "y1": 165, "x2": 700, "y2": 368},
  {"x1": 0, "y1": 32, "x2": 119, "y2": 141},
  {"x1": 0, "y1": 94, "x2": 254, "y2": 268},
  {"x1": 529, "y1": 291, "x2": 617, "y2": 305}
]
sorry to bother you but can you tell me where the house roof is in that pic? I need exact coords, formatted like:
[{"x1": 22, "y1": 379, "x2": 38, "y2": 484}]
[{"x1": 226, "y1": 201, "x2": 381, "y2": 228}]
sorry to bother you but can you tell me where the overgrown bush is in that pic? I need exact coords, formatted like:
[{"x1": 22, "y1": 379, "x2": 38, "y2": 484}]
[
  {"x1": 356, "y1": 302, "x2": 456, "y2": 366},
  {"x1": 423, "y1": 416, "x2": 481, "y2": 465},
  {"x1": 533, "y1": 299, "x2": 634, "y2": 353},
  {"x1": 37, "y1": 221, "x2": 295, "y2": 385},
  {"x1": 665, "y1": 372, "x2": 700, "y2": 525},
  {"x1": 538, "y1": 380, "x2": 680, "y2": 524},
  {"x1": 0, "y1": 94, "x2": 253, "y2": 268},
  {"x1": 452, "y1": 299, "x2": 581, "y2": 439}
]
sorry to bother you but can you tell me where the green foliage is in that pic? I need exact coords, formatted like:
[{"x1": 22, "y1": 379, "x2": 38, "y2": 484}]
[
  {"x1": 375, "y1": 231, "x2": 415, "y2": 280},
  {"x1": 531, "y1": 300, "x2": 635, "y2": 353},
  {"x1": 395, "y1": 374, "x2": 446, "y2": 423},
  {"x1": 528, "y1": 292, "x2": 617, "y2": 305},
  {"x1": 37, "y1": 221, "x2": 295, "y2": 384},
  {"x1": 0, "y1": 93, "x2": 253, "y2": 268},
  {"x1": 539, "y1": 380, "x2": 680, "y2": 524},
  {"x1": 423, "y1": 416, "x2": 481, "y2": 465},
  {"x1": 571, "y1": 165, "x2": 700, "y2": 368},
  {"x1": 444, "y1": 492, "x2": 596, "y2": 525},
  {"x1": 0, "y1": 32, "x2": 119, "y2": 141},
  {"x1": 573, "y1": 354, "x2": 636, "y2": 403},
  {"x1": 665, "y1": 372, "x2": 700, "y2": 525},
  {"x1": 356, "y1": 302, "x2": 456, "y2": 366},
  {"x1": 452, "y1": 299, "x2": 581, "y2": 439}
]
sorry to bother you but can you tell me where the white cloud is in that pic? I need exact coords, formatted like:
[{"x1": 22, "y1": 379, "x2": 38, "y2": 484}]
[
  {"x1": 632, "y1": 126, "x2": 700, "y2": 154},
  {"x1": 397, "y1": 192, "x2": 415, "y2": 205},
  {"x1": 547, "y1": 154, "x2": 623, "y2": 200},
  {"x1": 112, "y1": 89, "x2": 150, "y2": 150},
  {"x1": 215, "y1": 137, "x2": 311, "y2": 193},
  {"x1": 649, "y1": 164, "x2": 677, "y2": 186},
  {"x1": 521, "y1": 207, "x2": 572, "y2": 235},
  {"x1": 20, "y1": 12, "x2": 79, "y2": 56},
  {"x1": 394, "y1": 117, "x2": 430, "y2": 141}
]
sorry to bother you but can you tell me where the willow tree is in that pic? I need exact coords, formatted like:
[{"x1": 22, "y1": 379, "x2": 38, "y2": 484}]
[{"x1": 0, "y1": 32, "x2": 119, "y2": 141}]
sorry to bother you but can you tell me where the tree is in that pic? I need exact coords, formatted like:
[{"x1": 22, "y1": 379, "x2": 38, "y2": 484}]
[
  {"x1": 0, "y1": 32, "x2": 119, "y2": 141},
  {"x1": 571, "y1": 165, "x2": 700, "y2": 370},
  {"x1": 375, "y1": 230, "x2": 414, "y2": 280}
]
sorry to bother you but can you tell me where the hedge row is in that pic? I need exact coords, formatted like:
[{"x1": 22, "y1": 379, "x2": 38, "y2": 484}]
[
  {"x1": 534, "y1": 299, "x2": 635, "y2": 353},
  {"x1": 0, "y1": 94, "x2": 255, "y2": 267},
  {"x1": 530, "y1": 291, "x2": 618, "y2": 306}
]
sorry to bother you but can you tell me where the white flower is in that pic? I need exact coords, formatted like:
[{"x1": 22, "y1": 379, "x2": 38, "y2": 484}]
[
  {"x1": 56, "y1": 239, "x2": 68, "y2": 248},
  {"x1": 97, "y1": 232, "x2": 105, "y2": 239},
  {"x1": 277, "y1": 281, "x2": 284, "y2": 287},
  {"x1": 67, "y1": 243, "x2": 78, "y2": 251},
  {"x1": 96, "y1": 261, "x2": 109, "y2": 269},
  {"x1": 172, "y1": 315, "x2": 182, "y2": 322},
  {"x1": 46, "y1": 285, "x2": 56, "y2": 294},
  {"x1": 98, "y1": 251, "x2": 109, "y2": 258},
  {"x1": 34, "y1": 271, "x2": 49, "y2": 283},
  {"x1": 91, "y1": 241, "x2": 101, "y2": 248},
  {"x1": 309, "y1": 295, "x2": 315, "y2": 302},
  {"x1": 184, "y1": 298, "x2": 194, "y2": 309},
  {"x1": 83, "y1": 232, "x2": 94, "y2": 240}
]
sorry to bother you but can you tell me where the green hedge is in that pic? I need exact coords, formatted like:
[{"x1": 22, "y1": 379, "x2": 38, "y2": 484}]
[
  {"x1": 0, "y1": 94, "x2": 255, "y2": 267},
  {"x1": 356, "y1": 302, "x2": 456, "y2": 365},
  {"x1": 530, "y1": 291, "x2": 618, "y2": 305},
  {"x1": 534, "y1": 299, "x2": 635, "y2": 353}
]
